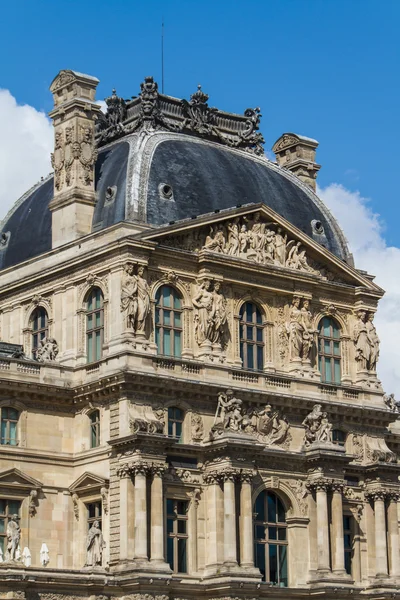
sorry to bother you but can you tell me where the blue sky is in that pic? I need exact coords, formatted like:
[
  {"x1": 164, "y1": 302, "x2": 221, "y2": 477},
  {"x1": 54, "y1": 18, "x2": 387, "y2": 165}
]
[{"x1": 1, "y1": 0, "x2": 399, "y2": 243}]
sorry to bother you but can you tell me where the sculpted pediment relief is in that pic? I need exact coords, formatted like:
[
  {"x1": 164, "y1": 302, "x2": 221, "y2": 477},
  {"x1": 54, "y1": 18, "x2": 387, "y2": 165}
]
[
  {"x1": 0, "y1": 468, "x2": 42, "y2": 490},
  {"x1": 142, "y1": 204, "x2": 381, "y2": 290}
]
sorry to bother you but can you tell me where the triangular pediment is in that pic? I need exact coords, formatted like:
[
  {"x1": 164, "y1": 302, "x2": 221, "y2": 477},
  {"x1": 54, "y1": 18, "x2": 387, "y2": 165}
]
[
  {"x1": 69, "y1": 472, "x2": 108, "y2": 494},
  {"x1": 0, "y1": 468, "x2": 42, "y2": 490},
  {"x1": 141, "y1": 203, "x2": 382, "y2": 291}
]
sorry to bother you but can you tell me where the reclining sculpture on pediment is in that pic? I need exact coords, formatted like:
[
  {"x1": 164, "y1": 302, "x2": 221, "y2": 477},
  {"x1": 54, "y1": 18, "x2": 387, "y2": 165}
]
[{"x1": 129, "y1": 403, "x2": 165, "y2": 435}]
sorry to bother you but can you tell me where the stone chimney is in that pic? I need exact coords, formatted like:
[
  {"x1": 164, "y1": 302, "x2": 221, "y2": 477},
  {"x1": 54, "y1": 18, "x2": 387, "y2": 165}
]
[
  {"x1": 272, "y1": 133, "x2": 321, "y2": 191},
  {"x1": 48, "y1": 70, "x2": 101, "y2": 248}
]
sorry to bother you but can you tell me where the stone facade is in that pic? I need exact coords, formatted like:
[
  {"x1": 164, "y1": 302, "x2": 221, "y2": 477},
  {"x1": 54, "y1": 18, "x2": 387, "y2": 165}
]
[{"x1": 0, "y1": 69, "x2": 398, "y2": 599}]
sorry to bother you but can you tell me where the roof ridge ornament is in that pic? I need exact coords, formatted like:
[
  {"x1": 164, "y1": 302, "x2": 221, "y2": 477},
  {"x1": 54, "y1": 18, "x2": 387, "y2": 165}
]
[{"x1": 96, "y1": 76, "x2": 265, "y2": 155}]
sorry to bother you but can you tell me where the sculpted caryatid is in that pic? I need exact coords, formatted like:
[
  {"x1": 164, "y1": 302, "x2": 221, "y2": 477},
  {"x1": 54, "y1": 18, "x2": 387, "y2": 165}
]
[
  {"x1": 210, "y1": 281, "x2": 227, "y2": 345},
  {"x1": 353, "y1": 310, "x2": 369, "y2": 371},
  {"x1": 192, "y1": 279, "x2": 214, "y2": 345},
  {"x1": 366, "y1": 312, "x2": 380, "y2": 371},
  {"x1": 302, "y1": 404, "x2": 333, "y2": 446},
  {"x1": 6, "y1": 514, "x2": 20, "y2": 561},
  {"x1": 288, "y1": 297, "x2": 303, "y2": 360},
  {"x1": 121, "y1": 263, "x2": 151, "y2": 334},
  {"x1": 86, "y1": 520, "x2": 105, "y2": 567},
  {"x1": 300, "y1": 299, "x2": 315, "y2": 360}
]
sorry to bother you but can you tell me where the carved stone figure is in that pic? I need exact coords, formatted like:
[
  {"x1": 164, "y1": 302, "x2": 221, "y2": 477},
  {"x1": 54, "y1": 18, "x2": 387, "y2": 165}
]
[
  {"x1": 274, "y1": 227, "x2": 287, "y2": 265},
  {"x1": 288, "y1": 297, "x2": 303, "y2": 360},
  {"x1": 254, "y1": 404, "x2": 290, "y2": 446},
  {"x1": 36, "y1": 337, "x2": 59, "y2": 362},
  {"x1": 86, "y1": 520, "x2": 105, "y2": 567},
  {"x1": 353, "y1": 310, "x2": 370, "y2": 371},
  {"x1": 192, "y1": 279, "x2": 214, "y2": 345},
  {"x1": 300, "y1": 299, "x2": 315, "y2": 360},
  {"x1": 51, "y1": 130, "x2": 64, "y2": 191},
  {"x1": 5, "y1": 514, "x2": 21, "y2": 561},
  {"x1": 75, "y1": 126, "x2": 98, "y2": 186},
  {"x1": 121, "y1": 263, "x2": 151, "y2": 334},
  {"x1": 302, "y1": 404, "x2": 333, "y2": 446},
  {"x1": 191, "y1": 413, "x2": 204, "y2": 442},
  {"x1": 210, "y1": 281, "x2": 227, "y2": 345},
  {"x1": 212, "y1": 389, "x2": 244, "y2": 435},
  {"x1": 181, "y1": 85, "x2": 217, "y2": 134},
  {"x1": 366, "y1": 312, "x2": 380, "y2": 371},
  {"x1": 384, "y1": 393, "x2": 400, "y2": 412}
]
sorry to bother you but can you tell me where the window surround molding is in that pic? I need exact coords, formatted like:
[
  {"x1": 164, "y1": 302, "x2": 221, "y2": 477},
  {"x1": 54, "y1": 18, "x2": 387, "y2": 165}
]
[
  {"x1": 23, "y1": 297, "x2": 53, "y2": 358},
  {"x1": 76, "y1": 277, "x2": 109, "y2": 362},
  {"x1": 150, "y1": 279, "x2": 193, "y2": 359},
  {"x1": 0, "y1": 468, "x2": 43, "y2": 523},
  {"x1": 164, "y1": 488, "x2": 194, "y2": 574},
  {"x1": 163, "y1": 399, "x2": 192, "y2": 444},
  {"x1": 314, "y1": 309, "x2": 351, "y2": 384},
  {"x1": 69, "y1": 472, "x2": 109, "y2": 569},
  {"x1": 233, "y1": 295, "x2": 274, "y2": 370},
  {"x1": 80, "y1": 405, "x2": 104, "y2": 451},
  {"x1": 0, "y1": 399, "x2": 27, "y2": 448},
  {"x1": 252, "y1": 479, "x2": 305, "y2": 520}
]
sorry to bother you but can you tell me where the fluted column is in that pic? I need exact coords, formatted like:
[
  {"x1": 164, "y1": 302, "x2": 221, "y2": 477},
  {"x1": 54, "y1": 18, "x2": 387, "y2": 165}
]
[
  {"x1": 204, "y1": 472, "x2": 223, "y2": 570},
  {"x1": 133, "y1": 465, "x2": 148, "y2": 561},
  {"x1": 150, "y1": 466, "x2": 165, "y2": 563},
  {"x1": 388, "y1": 494, "x2": 400, "y2": 578},
  {"x1": 314, "y1": 482, "x2": 331, "y2": 572},
  {"x1": 240, "y1": 472, "x2": 254, "y2": 568},
  {"x1": 372, "y1": 492, "x2": 388, "y2": 577},
  {"x1": 331, "y1": 483, "x2": 346, "y2": 574},
  {"x1": 223, "y1": 470, "x2": 238, "y2": 566}
]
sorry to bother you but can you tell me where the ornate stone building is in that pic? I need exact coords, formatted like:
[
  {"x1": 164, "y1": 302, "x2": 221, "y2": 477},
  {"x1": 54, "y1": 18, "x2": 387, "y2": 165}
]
[{"x1": 0, "y1": 69, "x2": 398, "y2": 600}]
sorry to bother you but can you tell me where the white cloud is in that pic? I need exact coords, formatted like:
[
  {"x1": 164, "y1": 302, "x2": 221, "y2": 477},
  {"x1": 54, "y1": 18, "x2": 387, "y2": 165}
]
[
  {"x1": 0, "y1": 90, "x2": 53, "y2": 221},
  {"x1": 318, "y1": 183, "x2": 400, "y2": 395}
]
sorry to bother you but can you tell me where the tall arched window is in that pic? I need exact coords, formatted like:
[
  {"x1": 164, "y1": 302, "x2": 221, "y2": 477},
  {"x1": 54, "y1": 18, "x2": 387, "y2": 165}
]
[
  {"x1": 318, "y1": 317, "x2": 341, "y2": 384},
  {"x1": 254, "y1": 490, "x2": 288, "y2": 586},
  {"x1": 155, "y1": 286, "x2": 182, "y2": 357},
  {"x1": 86, "y1": 287, "x2": 104, "y2": 363},
  {"x1": 31, "y1": 307, "x2": 48, "y2": 359},
  {"x1": 239, "y1": 302, "x2": 264, "y2": 370}
]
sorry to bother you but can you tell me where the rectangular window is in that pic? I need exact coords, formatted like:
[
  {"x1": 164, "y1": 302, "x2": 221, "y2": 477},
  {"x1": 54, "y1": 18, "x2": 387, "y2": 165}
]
[
  {"x1": 0, "y1": 499, "x2": 21, "y2": 555},
  {"x1": 344, "y1": 514, "x2": 353, "y2": 575},
  {"x1": 86, "y1": 501, "x2": 102, "y2": 531},
  {"x1": 166, "y1": 499, "x2": 188, "y2": 573},
  {"x1": 1, "y1": 408, "x2": 19, "y2": 446}
]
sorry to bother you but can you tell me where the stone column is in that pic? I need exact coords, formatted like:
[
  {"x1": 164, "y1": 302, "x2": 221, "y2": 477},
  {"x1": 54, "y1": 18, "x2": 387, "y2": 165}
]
[
  {"x1": 204, "y1": 472, "x2": 222, "y2": 571},
  {"x1": 150, "y1": 467, "x2": 164, "y2": 563},
  {"x1": 373, "y1": 492, "x2": 388, "y2": 577},
  {"x1": 117, "y1": 465, "x2": 134, "y2": 562},
  {"x1": 223, "y1": 471, "x2": 238, "y2": 567},
  {"x1": 331, "y1": 483, "x2": 346, "y2": 575},
  {"x1": 240, "y1": 472, "x2": 254, "y2": 568},
  {"x1": 314, "y1": 482, "x2": 331, "y2": 572},
  {"x1": 387, "y1": 494, "x2": 400, "y2": 578},
  {"x1": 190, "y1": 488, "x2": 201, "y2": 573},
  {"x1": 133, "y1": 465, "x2": 148, "y2": 561}
]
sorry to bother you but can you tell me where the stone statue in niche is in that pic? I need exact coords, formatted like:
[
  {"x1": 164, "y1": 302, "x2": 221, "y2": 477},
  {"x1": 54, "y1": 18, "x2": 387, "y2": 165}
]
[
  {"x1": 302, "y1": 404, "x2": 333, "y2": 446},
  {"x1": 192, "y1": 279, "x2": 227, "y2": 347},
  {"x1": 353, "y1": 310, "x2": 380, "y2": 372},
  {"x1": 85, "y1": 520, "x2": 105, "y2": 567},
  {"x1": 287, "y1": 297, "x2": 316, "y2": 362},
  {"x1": 36, "y1": 337, "x2": 59, "y2": 362},
  {"x1": 121, "y1": 262, "x2": 151, "y2": 335},
  {"x1": 5, "y1": 514, "x2": 21, "y2": 561}
]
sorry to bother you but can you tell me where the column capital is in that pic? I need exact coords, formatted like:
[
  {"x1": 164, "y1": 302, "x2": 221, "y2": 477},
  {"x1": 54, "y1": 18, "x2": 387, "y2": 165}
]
[
  {"x1": 331, "y1": 480, "x2": 345, "y2": 493},
  {"x1": 239, "y1": 469, "x2": 254, "y2": 483},
  {"x1": 306, "y1": 478, "x2": 330, "y2": 493},
  {"x1": 365, "y1": 489, "x2": 388, "y2": 502},
  {"x1": 148, "y1": 463, "x2": 168, "y2": 478}
]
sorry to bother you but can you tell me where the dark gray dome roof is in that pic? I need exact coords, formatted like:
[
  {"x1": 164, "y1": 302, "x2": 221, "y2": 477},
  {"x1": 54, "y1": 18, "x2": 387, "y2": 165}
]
[{"x1": 0, "y1": 131, "x2": 350, "y2": 270}]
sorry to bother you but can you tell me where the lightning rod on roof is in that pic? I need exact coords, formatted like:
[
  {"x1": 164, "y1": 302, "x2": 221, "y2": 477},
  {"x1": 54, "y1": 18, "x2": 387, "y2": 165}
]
[{"x1": 161, "y1": 17, "x2": 165, "y2": 94}]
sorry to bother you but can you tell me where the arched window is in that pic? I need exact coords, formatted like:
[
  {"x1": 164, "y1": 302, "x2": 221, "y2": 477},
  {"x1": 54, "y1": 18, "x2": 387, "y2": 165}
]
[
  {"x1": 318, "y1": 317, "x2": 341, "y2": 384},
  {"x1": 86, "y1": 287, "x2": 104, "y2": 363},
  {"x1": 168, "y1": 407, "x2": 184, "y2": 441},
  {"x1": 31, "y1": 307, "x2": 48, "y2": 359},
  {"x1": 254, "y1": 490, "x2": 288, "y2": 586},
  {"x1": 239, "y1": 302, "x2": 264, "y2": 370},
  {"x1": 155, "y1": 286, "x2": 182, "y2": 357},
  {"x1": 89, "y1": 410, "x2": 100, "y2": 448},
  {"x1": 0, "y1": 407, "x2": 19, "y2": 446}
]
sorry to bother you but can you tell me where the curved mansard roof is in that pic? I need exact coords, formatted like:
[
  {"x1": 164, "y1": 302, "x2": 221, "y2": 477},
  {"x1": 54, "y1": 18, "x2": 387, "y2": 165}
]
[{"x1": 0, "y1": 80, "x2": 350, "y2": 271}]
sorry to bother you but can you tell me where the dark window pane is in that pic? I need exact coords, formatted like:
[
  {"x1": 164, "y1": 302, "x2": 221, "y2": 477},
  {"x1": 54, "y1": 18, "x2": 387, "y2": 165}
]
[
  {"x1": 277, "y1": 497, "x2": 286, "y2": 523},
  {"x1": 267, "y1": 494, "x2": 277, "y2": 523},
  {"x1": 278, "y1": 528, "x2": 287, "y2": 540},
  {"x1": 167, "y1": 537, "x2": 174, "y2": 570},
  {"x1": 166, "y1": 499, "x2": 174, "y2": 514},
  {"x1": 255, "y1": 543, "x2": 266, "y2": 580},
  {"x1": 247, "y1": 349, "x2": 254, "y2": 370},
  {"x1": 178, "y1": 519, "x2": 186, "y2": 534},
  {"x1": 246, "y1": 325, "x2": 254, "y2": 341},
  {"x1": 246, "y1": 303, "x2": 253, "y2": 322},
  {"x1": 269, "y1": 544, "x2": 278, "y2": 584},
  {"x1": 279, "y1": 545, "x2": 288, "y2": 586},
  {"x1": 268, "y1": 526, "x2": 277, "y2": 540},
  {"x1": 255, "y1": 492, "x2": 265, "y2": 521},
  {"x1": 177, "y1": 501, "x2": 187, "y2": 514},
  {"x1": 257, "y1": 345, "x2": 264, "y2": 370},
  {"x1": 167, "y1": 518, "x2": 173, "y2": 534},
  {"x1": 256, "y1": 328, "x2": 263, "y2": 342},
  {"x1": 255, "y1": 525, "x2": 265, "y2": 540},
  {"x1": 177, "y1": 538, "x2": 187, "y2": 573}
]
